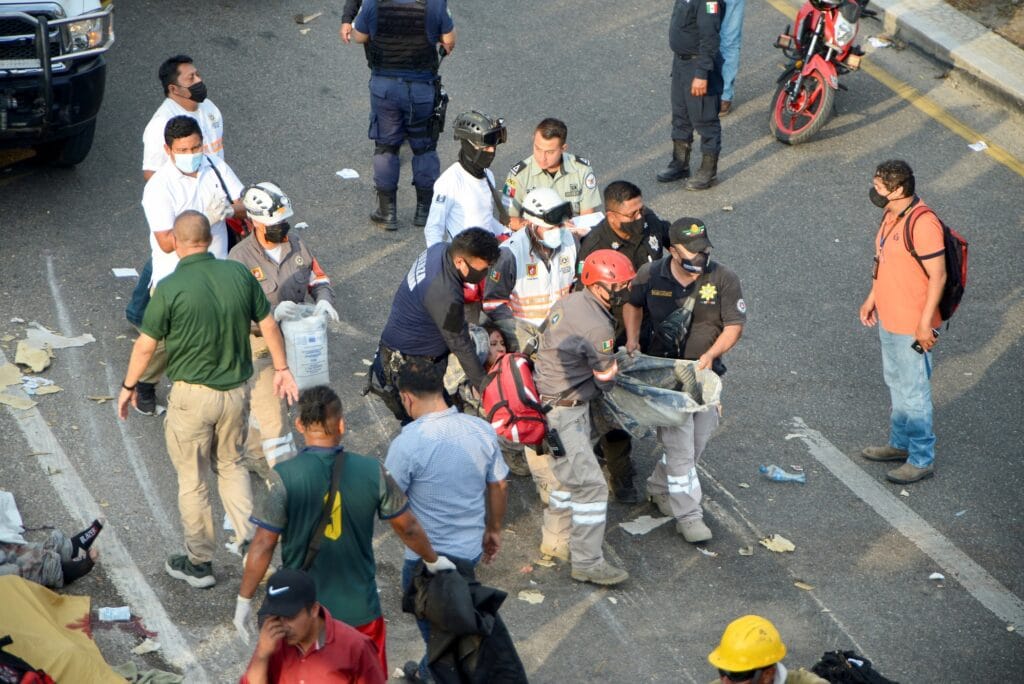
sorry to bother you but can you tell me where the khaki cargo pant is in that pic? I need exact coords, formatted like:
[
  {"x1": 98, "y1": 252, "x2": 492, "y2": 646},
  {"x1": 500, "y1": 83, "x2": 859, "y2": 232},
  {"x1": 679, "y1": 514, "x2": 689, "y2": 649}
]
[
  {"x1": 646, "y1": 411, "x2": 719, "y2": 521},
  {"x1": 245, "y1": 335, "x2": 296, "y2": 471},
  {"x1": 165, "y1": 381, "x2": 254, "y2": 565},
  {"x1": 542, "y1": 404, "x2": 609, "y2": 571}
]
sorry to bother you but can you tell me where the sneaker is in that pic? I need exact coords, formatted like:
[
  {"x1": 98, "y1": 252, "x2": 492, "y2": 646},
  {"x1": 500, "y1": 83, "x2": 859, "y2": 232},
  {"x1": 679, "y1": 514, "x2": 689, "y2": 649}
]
[
  {"x1": 134, "y1": 382, "x2": 157, "y2": 416},
  {"x1": 676, "y1": 518, "x2": 713, "y2": 543},
  {"x1": 403, "y1": 659, "x2": 434, "y2": 683},
  {"x1": 861, "y1": 446, "x2": 908, "y2": 462},
  {"x1": 648, "y1": 492, "x2": 673, "y2": 518},
  {"x1": 539, "y1": 542, "x2": 569, "y2": 561},
  {"x1": 886, "y1": 462, "x2": 934, "y2": 484},
  {"x1": 165, "y1": 554, "x2": 215, "y2": 588},
  {"x1": 571, "y1": 560, "x2": 629, "y2": 586}
]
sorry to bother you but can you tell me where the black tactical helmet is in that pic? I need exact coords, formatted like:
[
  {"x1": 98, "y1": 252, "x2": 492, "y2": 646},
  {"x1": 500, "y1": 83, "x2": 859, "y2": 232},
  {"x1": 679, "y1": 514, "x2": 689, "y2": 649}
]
[{"x1": 453, "y1": 110, "x2": 507, "y2": 147}]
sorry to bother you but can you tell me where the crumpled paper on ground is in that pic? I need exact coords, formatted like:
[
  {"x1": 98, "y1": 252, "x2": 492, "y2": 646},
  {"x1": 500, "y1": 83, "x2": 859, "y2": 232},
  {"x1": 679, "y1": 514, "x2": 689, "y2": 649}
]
[
  {"x1": 21, "y1": 376, "x2": 61, "y2": 396},
  {"x1": 760, "y1": 534, "x2": 796, "y2": 553},
  {"x1": 517, "y1": 589, "x2": 545, "y2": 605},
  {"x1": 26, "y1": 323, "x2": 95, "y2": 349},
  {"x1": 131, "y1": 638, "x2": 161, "y2": 655},
  {"x1": 619, "y1": 515, "x2": 673, "y2": 536},
  {"x1": 0, "y1": 363, "x2": 22, "y2": 387},
  {"x1": 0, "y1": 393, "x2": 36, "y2": 410},
  {"x1": 15, "y1": 341, "x2": 52, "y2": 372}
]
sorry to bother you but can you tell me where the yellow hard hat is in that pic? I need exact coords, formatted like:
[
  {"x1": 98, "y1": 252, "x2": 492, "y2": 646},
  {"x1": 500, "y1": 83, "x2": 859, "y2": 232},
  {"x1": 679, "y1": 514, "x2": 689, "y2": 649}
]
[{"x1": 708, "y1": 615, "x2": 787, "y2": 672}]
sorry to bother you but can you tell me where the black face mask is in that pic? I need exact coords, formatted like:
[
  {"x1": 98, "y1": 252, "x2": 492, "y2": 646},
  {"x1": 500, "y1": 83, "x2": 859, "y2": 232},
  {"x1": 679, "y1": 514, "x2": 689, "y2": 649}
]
[
  {"x1": 869, "y1": 187, "x2": 890, "y2": 209},
  {"x1": 462, "y1": 262, "x2": 490, "y2": 284},
  {"x1": 678, "y1": 252, "x2": 709, "y2": 274},
  {"x1": 185, "y1": 81, "x2": 208, "y2": 103},
  {"x1": 620, "y1": 217, "x2": 644, "y2": 236},
  {"x1": 458, "y1": 140, "x2": 495, "y2": 178},
  {"x1": 264, "y1": 221, "x2": 290, "y2": 243},
  {"x1": 600, "y1": 284, "x2": 628, "y2": 308}
]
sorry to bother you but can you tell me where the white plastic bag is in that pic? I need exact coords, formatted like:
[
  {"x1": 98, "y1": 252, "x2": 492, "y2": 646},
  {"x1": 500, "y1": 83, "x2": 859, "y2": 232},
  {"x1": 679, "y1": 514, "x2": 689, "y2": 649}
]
[{"x1": 275, "y1": 303, "x2": 330, "y2": 390}]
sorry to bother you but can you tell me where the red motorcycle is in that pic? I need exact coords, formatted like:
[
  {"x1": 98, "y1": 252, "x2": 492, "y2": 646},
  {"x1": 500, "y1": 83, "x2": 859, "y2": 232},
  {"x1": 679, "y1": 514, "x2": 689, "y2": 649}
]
[{"x1": 770, "y1": 0, "x2": 875, "y2": 144}]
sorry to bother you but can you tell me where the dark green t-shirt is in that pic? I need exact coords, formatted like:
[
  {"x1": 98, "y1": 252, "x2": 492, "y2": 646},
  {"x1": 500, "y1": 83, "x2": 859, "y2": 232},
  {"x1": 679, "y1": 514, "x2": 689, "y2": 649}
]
[
  {"x1": 250, "y1": 446, "x2": 409, "y2": 628},
  {"x1": 140, "y1": 253, "x2": 271, "y2": 390}
]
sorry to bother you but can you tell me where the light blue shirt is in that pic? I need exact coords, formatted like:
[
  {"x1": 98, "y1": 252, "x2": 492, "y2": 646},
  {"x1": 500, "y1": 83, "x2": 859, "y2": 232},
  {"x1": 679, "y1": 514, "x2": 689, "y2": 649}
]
[{"x1": 385, "y1": 407, "x2": 508, "y2": 561}]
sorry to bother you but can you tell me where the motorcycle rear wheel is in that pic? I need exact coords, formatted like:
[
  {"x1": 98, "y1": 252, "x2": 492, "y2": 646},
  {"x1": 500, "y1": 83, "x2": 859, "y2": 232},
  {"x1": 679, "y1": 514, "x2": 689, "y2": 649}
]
[{"x1": 770, "y1": 69, "x2": 835, "y2": 145}]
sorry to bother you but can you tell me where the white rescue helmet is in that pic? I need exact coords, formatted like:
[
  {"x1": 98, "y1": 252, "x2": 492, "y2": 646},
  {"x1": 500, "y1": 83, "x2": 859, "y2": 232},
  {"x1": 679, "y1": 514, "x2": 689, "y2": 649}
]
[
  {"x1": 243, "y1": 182, "x2": 294, "y2": 225},
  {"x1": 521, "y1": 187, "x2": 573, "y2": 228}
]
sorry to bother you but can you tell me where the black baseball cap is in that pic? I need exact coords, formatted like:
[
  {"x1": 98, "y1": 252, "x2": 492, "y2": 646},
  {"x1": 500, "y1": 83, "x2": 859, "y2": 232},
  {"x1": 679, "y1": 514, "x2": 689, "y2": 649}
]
[
  {"x1": 258, "y1": 568, "x2": 317, "y2": 618},
  {"x1": 669, "y1": 218, "x2": 713, "y2": 252}
]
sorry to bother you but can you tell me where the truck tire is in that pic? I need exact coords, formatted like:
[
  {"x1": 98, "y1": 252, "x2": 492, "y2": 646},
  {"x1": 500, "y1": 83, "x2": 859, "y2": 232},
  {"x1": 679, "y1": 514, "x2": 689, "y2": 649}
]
[{"x1": 35, "y1": 120, "x2": 96, "y2": 167}]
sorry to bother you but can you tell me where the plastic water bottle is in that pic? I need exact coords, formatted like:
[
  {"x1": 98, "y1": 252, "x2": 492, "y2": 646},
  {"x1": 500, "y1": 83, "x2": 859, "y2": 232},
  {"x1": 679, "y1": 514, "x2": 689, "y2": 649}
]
[{"x1": 759, "y1": 464, "x2": 807, "y2": 484}]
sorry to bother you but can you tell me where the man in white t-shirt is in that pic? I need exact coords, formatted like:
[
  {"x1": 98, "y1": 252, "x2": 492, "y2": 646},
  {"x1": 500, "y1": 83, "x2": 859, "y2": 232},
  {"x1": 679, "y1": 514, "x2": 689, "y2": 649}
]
[
  {"x1": 134, "y1": 115, "x2": 244, "y2": 414},
  {"x1": 142, "y1": 55, "x2": 224, "y2": 181},
  {"x1": 424, "y1": 111, "x2": 509, "y2": 247}
]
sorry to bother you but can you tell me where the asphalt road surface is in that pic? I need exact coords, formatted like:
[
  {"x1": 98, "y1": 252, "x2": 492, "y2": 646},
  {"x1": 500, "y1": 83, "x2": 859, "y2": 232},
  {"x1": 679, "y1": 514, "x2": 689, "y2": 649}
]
[{"x1": 1, "y1": 1, "x2": 1022, "y2": 681}]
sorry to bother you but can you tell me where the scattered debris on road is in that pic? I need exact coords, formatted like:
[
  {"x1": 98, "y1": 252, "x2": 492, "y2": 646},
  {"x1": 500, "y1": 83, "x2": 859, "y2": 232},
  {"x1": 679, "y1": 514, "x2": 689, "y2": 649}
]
[
  {"x1": 293, "y1": 11, "x2": 323, "y2": 24},
  {"x1": 98, "y1": 606, "x2": 131, "y2": 621},
  {"x1": 27, "y1": 323, "x2": 95, "y2": 349},
  {"x1": 0, "y1": 393, "x2": 36, "y2": 410},
  {"x1": 337, "y1": 169, "x2": 360, "y2": 179},
  {"x1": 900, "y1": 489, "x2": 910, "y2": 497},
  {"x1": 111, "y1": 268, "x2": 138, "y2": 279},
  {"x1": 87, "y1": 395, "x2": 115, "y2": 404},
  {"x1": 968, "y1": 140, "x2": 988, "y2": 152},
  {"x1": 131, "y1": 638, "x2": 161, "y2": 655},
  {"x1": 929, "y1": 572, "x2": 945, "y2": 581},
  {"x1": 696, "y1": 546, "x2": 718, "y2": 558},
  {"x1": 739, "y1": 546, "x2": 754, "y2": 556},
  {"x1": 794, "y1": 581, "x2": 814, "y2": 591},
  {"x1": 619, "y1": 515, "x2": 673, "y2": 536},
  {"x1": 760, "y1": 464, "x2": 806, "y2": 484},
  {"x1": 15, "y1": 341, "x2": 51, "y2": 372},
  {"x1": 760, "y1": 534, "x2": 795, "y2": 553},
  {"x1": 517, "y1": 589, "x2": 545, "y2": 605},
  {"x1": 955, "y1": 510, "x2": 968, "y2": 517}
]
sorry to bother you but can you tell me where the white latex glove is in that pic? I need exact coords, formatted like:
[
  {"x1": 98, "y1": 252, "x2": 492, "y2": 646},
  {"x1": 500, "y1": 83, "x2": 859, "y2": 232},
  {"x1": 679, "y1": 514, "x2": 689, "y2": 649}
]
[
  {"x1": 205, "y1": 195, "x2": 233, "y2": 224},
  {"x1": 274, "y1": 300, "x2": 302, "y2": 322},
  {"x1": 424, "y1": 555, "x2": 456, "y2": 574},
  {"x1": 314, "y1": 300, "x2": 340, "y2": 322},
  {"x1": 233, "y1": 595, "x2": 252, "y2": 644}
]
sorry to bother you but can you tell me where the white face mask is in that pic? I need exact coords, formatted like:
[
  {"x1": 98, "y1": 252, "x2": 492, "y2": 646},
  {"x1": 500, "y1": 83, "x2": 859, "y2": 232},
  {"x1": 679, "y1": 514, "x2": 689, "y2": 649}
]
[
  {"x1": 540, "y1": 227, "x2": 563, "y2": 249},
  {"x1": 173, "y1": 151, "x2": 203, "y2": 174}
]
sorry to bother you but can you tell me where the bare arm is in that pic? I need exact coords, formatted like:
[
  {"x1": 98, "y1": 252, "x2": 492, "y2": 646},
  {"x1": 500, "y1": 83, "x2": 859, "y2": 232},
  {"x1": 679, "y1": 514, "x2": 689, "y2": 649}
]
[
  {"x1": 440, "y1": 28, "x2": 456, "y2": 54},
  {"x1": 482, "y1": 479, "x2": 507, "y2": 564},
  {"x1": 153, "y1": 229, "x2": 175, "y2": 254},
  {"x1": 623, "y1": 303, "x2": 643, "y2": 354},
  {"x1": 256, "y1": 314, "x2": 299, "y2": 404},
  {"x1": 239, "y1": 528, "x2": 279, "y2": 600},
  {"x1": 117, "y1": 334, "x2": 159, "y2": 419},
  {"x1": 388, "y1": 509, "x2": 439, "y2": 563},
  {"x1": 143, "y1": 170, "x2": 155, "y2": 182},
  {"x1": 697, "y1": 324, "x2": 742, "y2": 371}
]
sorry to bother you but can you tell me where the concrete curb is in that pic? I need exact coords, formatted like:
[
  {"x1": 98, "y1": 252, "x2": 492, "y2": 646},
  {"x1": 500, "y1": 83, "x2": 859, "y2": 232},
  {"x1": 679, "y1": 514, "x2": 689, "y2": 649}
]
[{"x1": 870, "y1": 0, "x2": 1024, "y2": 108}]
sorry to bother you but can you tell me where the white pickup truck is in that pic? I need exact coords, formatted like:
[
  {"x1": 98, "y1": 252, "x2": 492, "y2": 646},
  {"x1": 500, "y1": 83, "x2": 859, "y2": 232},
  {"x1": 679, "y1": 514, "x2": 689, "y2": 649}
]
[{"x1": 0, "y1": 0, "x2": 114, "y2": 165}]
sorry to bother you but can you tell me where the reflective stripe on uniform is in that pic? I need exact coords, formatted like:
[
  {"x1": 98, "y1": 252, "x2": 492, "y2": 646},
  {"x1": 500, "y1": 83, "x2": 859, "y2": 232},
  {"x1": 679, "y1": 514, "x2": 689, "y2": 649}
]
[
  {"x1": 549, "y1": 490, "x2": 572, "y2": 509},
  {"x1": 262, "y1": 433, "x2": 296, "y2": 461},
  {"x1": 667, "y1": 467, "x2": 700, "y2": 495},
  {"x1": 571, "y1": 500, "x2": 607, "y2": 526}
]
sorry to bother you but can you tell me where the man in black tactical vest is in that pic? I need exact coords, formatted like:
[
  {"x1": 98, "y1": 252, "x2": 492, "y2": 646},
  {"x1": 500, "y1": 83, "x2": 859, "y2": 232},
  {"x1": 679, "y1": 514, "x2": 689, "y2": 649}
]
[{"x1": 351, "y1": 0, "x2": 457, "y2": 230}]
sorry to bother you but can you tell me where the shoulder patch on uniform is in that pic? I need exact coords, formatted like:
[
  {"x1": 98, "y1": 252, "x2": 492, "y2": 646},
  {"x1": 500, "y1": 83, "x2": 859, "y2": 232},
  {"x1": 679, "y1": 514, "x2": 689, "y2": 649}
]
[
  {"x1": 737, "y1": 298, "x2": 747, "y2": 314},
  {"x1": 600, "y1": 338, "x2": 614, "y2": 352},
  {"x1": 584, "y1": 172, "x2": 597, "y2": 190},
  {"x1": 550, "y1": 312, "x2": 561, "y2": 327},
  {"x1": 490, "y1": 270, "x2": 501, "y2": 283},
  {"x1": 293, "y1": 255, "x2": 305, "y2": 267},
  {"x1": 509, "y1": 160, "x2": 528, "y2": 176},
  {"x1": 706, "y1": 1, "x2": 719, "y2": 13},
  {"x1": 648, "y1": 235, "x2": 659, "y2": 251},
  {"x1": 435, "y1": 194, "x2": 446, "y2": 204},
  {"x1": 251, "y1": 266, "x2": 265, "y2": 282},
  {"x1": 574, "y1": 155, "x2": 591, "y2": 167}
]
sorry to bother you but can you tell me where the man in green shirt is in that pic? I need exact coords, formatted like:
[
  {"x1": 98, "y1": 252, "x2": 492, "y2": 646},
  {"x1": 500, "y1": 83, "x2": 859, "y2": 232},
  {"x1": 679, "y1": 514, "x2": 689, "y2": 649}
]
[
  {"x1": 118, "y1": 210, "x2": 299, "y2": 589},
  {"x1": 235, "y1": 385, "x2": 453, "y2": 675}
]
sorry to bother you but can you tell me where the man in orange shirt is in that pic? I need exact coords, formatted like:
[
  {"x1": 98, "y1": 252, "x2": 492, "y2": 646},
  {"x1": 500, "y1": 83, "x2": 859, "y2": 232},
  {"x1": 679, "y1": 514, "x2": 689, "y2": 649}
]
[{"x1": 859, "y1": 160, "x2": 946, "y2": 484}]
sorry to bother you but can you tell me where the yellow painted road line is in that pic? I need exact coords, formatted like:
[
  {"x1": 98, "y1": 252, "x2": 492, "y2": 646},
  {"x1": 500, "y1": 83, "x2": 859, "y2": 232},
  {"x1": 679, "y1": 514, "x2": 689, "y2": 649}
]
[{"x1": 765, "y1": 0, "x2": 1024, "y2": 178}]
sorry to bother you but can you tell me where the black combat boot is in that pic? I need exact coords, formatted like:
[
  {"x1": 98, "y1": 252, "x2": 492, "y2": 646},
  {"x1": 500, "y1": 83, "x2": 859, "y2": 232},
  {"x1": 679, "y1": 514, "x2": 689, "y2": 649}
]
[
  {"x1": 413, "y1": 186, "x2": 433, "y2": 227},
  {"x1": 686, "y1": 153, "x2": 719, "y2": 191},
  {"x1": 656, "y1": 140, "x2": 691, "y2": 183},
  {"x1": 370, "y1": 188, "x2": 398, "y2": 230}
]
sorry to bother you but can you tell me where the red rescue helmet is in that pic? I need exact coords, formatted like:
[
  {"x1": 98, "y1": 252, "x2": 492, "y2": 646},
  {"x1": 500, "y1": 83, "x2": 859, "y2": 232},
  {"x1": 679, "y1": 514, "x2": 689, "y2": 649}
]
[{"x1": 580, "y1": 249, "x2": 637, "y2": 287}]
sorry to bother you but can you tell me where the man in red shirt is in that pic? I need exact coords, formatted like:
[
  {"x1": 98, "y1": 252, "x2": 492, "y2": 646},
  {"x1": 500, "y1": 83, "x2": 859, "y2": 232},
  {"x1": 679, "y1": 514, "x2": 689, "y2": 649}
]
[{"x1": 241, "y1": 568, "x2": 386, "y2": 684}]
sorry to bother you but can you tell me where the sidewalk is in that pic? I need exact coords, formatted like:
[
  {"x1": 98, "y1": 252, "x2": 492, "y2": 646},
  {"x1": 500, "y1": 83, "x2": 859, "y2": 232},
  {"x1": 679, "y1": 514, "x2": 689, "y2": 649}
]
[{"x1": 870, "y1": 0, "x2": 1024, "y2": 107}]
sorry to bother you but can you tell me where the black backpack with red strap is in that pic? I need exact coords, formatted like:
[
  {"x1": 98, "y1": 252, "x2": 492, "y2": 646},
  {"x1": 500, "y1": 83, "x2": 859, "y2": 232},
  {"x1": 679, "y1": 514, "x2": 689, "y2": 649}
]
[{"x1": 903, "y1": 204, "x2": 968, "y2": 324}]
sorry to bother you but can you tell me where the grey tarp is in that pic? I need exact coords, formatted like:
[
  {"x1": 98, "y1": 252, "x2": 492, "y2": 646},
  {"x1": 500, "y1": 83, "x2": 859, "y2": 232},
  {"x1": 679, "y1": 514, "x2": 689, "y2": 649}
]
[{"x1": 600, "y1": 351, "x2": 722, "y2": 437}]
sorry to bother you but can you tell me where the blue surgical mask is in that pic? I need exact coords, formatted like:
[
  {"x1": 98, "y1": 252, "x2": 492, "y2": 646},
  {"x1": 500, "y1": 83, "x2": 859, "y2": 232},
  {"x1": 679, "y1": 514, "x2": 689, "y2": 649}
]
[
  {"x1": 174, "y1": 152, "x2": 203, "y2": 174},
  {"x1": 541, "y1": 227, "x2": 563, "y2": 249}
]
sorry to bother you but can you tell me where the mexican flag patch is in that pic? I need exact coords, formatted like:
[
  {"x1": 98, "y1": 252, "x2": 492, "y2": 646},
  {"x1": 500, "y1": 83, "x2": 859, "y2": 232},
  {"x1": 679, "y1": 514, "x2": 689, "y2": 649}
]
[{"x1": 706, "y1": 1, "x2": 718, "y2": 13}]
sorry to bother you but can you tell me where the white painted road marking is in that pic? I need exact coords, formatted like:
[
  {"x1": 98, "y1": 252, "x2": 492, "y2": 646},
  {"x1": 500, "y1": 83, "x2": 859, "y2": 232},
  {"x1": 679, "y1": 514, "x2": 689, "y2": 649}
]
[
  {"x1": 0, "y1": 349, "x2": 210, "y2": 681},
  {"x1": 788, "y1": 417, "x2": 1024, "y2": 635}
]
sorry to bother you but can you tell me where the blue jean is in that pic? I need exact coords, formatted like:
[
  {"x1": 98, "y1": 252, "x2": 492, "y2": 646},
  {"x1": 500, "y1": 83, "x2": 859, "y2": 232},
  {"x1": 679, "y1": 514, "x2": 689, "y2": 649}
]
[
  {"x1": 368, "y1": 75, "x2": 440, "y2": 191},
  {"x1": 719, "y1": 0, "x2": 746, "y2": 102},
  {"x1": 878, "y1": 326, "x2": 936, "y2": 468},
  {"x1": 124, "y1": 257, "x2": 152, "y2": 327},
  {"x1": 401, "y1": 554, "x2": 479, "y2": 678}
]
